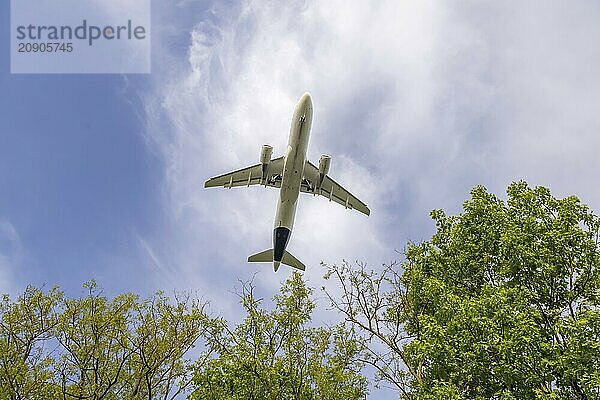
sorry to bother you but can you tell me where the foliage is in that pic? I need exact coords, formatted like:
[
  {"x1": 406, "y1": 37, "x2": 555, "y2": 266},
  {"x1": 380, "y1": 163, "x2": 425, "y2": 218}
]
[
  {"x1": 0, "y1": 281, "x2": 207, "y2": 399},
  {"x1": 127, "y1": 289, "x2": 207, "y2": 399},
  {"x1": 0, "y1": 274, "x2": 368, "y2": 399},
  {"x1": 325, "y1": 182, "x2": 600, "y2": 399},
  {"x1": 0, "y1": 286, "x2": 62, "y2": 399},
  {"x1": 190, "y1": 272, "x2": 368, "y2": 400}
]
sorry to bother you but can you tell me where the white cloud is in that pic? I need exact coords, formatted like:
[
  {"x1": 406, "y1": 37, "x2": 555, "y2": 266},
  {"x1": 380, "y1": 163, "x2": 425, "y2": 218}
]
[
  {"x1": 484, "y1": 2, "x2": 600, "y2": 202},
  {"x1": 138, "y1": 3, "x2": 600, "y2": 398},
  {"x1": 142, "y1": 1, "x2": 443, "y2": 290},
  {"x1": 141, "y1": 0, "x2": 600, "y2": 320}
]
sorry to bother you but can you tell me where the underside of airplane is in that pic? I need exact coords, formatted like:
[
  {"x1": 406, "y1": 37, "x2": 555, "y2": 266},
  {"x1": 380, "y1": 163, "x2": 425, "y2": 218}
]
[{"x1": 205, "y1": 92, "x2": 370, "y2": 272}]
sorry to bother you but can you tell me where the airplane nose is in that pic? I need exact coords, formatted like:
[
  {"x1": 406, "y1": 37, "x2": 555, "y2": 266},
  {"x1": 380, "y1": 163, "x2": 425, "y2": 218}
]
[{"x1": 300, "y1": 92, "x2": 312, "y2": 109}]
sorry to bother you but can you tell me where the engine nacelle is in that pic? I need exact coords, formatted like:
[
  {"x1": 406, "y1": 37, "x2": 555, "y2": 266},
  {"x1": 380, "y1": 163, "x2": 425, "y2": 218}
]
[
  {"x1": 318, "y1": 154, "x2": 331, "y2": 176},
  {"x1": 260, "y1": 144, "x2": 273, "y2": 164}
]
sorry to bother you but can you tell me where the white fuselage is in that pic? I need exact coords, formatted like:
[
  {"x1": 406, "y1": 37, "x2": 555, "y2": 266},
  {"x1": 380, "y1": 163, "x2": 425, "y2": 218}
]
[{"x1": 272, "y1": 93, "x2": 313, "y2": 263}]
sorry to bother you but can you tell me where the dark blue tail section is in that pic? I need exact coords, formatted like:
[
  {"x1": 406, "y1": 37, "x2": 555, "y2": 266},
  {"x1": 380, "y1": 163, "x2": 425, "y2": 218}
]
[{"x1": 273, "y1": 227, "x2": 291, "y2": 262}]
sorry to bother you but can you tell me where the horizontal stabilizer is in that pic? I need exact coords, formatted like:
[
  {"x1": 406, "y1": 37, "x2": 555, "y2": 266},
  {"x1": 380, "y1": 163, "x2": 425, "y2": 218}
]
[
  {"x1": 282, "y1": 251, "x2": 306, "y2": 271},
  {"x1": 248, "y1": 249, "x2": 273, "y2": 263},
  {"x1": 247, "y1": 249, "x2": 306, "y2": 272}
]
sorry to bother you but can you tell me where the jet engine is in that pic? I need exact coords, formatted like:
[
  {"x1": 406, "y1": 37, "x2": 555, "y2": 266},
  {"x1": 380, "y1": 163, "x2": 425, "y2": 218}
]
[
  {"x1": 317, "y1": 155, "x2": 331, "y2": 189},
  {"x1": 260, "y1": 144, "x2": 273, "y2": 183},
  {"x1": 260, "y1": 144, "x2": 273, "y2": 165},
  {"x1": 318, "y1": 154, "x2": 331, "y2": 176}
]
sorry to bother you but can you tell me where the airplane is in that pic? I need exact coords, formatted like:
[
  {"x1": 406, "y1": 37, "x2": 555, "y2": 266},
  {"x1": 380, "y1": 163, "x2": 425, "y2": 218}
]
[{"x1": 204, "y1": 92, "x2": 370, "y2": 272}]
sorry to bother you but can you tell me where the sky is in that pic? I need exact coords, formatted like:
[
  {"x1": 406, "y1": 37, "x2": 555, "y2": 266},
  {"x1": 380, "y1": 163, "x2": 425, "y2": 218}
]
[{"x1": 2, "y1": 1, "x2": 600, "y2": 397}]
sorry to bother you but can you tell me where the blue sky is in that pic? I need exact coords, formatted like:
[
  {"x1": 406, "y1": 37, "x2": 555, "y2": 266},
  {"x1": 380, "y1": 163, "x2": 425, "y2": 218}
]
[
  {"x1": 2, "y1": 1, "x2": 600, "y2": 397},
  {"x1": 1, "y1": 7, "x2": 159, "y2": 293}
]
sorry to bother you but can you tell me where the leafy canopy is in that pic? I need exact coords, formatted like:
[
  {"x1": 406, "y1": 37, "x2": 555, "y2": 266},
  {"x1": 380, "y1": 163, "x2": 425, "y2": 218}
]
[
  {"x1": 0, "y1": 281, "x2": 207, "y2": 400},
  {"x1": 191, "y1": 272, "x2": 368, "y2": 400},
  {"x1": 326, "y1": 182, "x2": 600, "y2": 400},
  {"x1": 1, "y1": 274, "x2": 368, "y2": 400}
]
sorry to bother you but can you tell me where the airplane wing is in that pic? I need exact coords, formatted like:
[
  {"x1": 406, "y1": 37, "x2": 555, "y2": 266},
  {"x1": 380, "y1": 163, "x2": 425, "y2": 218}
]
[
  {"x1": 205, "y1": 157, "x2": 284, "y2": 189},
  {"x1": 301, "y1": 161, "x2": 370, "y2": 216}
]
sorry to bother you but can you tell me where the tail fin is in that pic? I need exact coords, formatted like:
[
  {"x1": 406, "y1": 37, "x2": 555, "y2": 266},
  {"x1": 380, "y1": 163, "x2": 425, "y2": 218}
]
[{"x1": 247, "y1": 249, "x2": 306, "y2": 272}]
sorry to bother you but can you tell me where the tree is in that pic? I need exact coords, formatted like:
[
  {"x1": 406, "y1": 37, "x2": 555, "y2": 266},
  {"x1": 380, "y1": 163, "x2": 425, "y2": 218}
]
[
  {"x1": 0, "y1": 286, "x2": 62, "y2": 399},
  {"x1": 126, "y1": 290, "x2": 208, "y2": 399},
  {"x1": 325, "y1": 182, "x2": 600, "y2": 399},
  {"x1": 54, "y1": 281, "x2": 138, "y2": 399},
  {"x1": 191, "y1": 272, "x2": 368, "y2": 400},
  {"x1": 0, "y1": 281, "x2": 208, "y2": 400}
]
